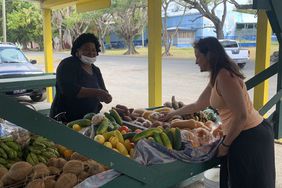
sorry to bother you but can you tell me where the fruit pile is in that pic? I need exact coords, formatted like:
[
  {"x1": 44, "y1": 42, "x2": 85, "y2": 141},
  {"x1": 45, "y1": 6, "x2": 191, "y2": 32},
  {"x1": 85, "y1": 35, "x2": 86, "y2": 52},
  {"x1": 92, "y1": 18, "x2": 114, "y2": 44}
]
[
  {"x1": 26, "y1": 136, "x2": 60, "y2": 165},
  {"x1": 0, "y1": 137, "x2": 22, "y2": 169}
]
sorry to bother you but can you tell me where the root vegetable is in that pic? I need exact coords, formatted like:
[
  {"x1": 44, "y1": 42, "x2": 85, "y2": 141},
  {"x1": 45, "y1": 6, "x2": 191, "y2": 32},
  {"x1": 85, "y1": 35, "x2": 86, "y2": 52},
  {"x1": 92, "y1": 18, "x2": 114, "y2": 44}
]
[
  {"x1": 26, "y1": 179, "x2": 45, "y2": 188},
  {"x1": 63, "y1": 160, "x2": 84, "y2": 175},
  {"x1": 171, "y1": 119, "x2": 199, "y2": 129},
  {"x1": 8, "y1": 161, "x2": 32, "y2": 181},
  {"x1": 55, "y1": 173, "x2": 77, "y2": 188}
]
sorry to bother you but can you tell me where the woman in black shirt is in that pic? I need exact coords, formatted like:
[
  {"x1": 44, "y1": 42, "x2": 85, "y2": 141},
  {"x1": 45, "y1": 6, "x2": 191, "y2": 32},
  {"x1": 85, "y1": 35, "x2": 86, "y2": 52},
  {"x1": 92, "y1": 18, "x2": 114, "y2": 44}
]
[{"x1": 50, "y1": 33, "x2": 112, "y2": 122}]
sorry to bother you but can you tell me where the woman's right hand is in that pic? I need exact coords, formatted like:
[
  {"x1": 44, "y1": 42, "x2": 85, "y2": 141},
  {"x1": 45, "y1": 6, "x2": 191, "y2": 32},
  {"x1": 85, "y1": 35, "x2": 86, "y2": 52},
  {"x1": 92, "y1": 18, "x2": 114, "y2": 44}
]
[{"x1": 97, "y1": 89, "x2": 112, "y2": 103}]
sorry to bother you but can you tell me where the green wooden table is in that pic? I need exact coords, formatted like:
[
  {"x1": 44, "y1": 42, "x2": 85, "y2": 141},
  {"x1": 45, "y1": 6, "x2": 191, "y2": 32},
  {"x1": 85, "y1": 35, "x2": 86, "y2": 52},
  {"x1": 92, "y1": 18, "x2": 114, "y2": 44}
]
[{"x1": 0, "y1": 74, "x2": 220, "y2": 188}]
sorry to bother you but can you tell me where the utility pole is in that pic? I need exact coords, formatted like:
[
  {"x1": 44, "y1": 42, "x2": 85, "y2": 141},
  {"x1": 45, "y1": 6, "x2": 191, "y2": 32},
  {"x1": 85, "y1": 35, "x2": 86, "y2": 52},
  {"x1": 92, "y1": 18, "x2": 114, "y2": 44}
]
[{"x1": 2, "y1": 0, "x2": 7, "y2": 42}]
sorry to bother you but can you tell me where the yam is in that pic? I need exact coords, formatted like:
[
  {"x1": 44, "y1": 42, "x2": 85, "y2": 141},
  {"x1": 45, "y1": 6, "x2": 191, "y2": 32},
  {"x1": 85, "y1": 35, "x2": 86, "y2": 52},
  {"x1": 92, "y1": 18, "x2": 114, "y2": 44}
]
[
  {"x1": 70, "y1": 152, "x2": 88, "y2": 161},
  {"x1": 63, "y1": 160, "x2": 84, "y2": 175},
  {"x1": 55, "y1": 173, "x2": 77, "y2": 188},
  {"x1": 171, "y1": 119, "x2": 199, "y2": 129},
  {"x1": 44, "y1": 178, "x2": 56, "y2": 188},
  {"x1": 48, "y1": 166, "x2": 61, "y2": 176},
  {"x1": 1, "y1": 174, "x2": 16, "y2": 186},
  {"x1": 0, "y1": 166, "x2": 8, "y2": 179},
  {"x1": 85, "y1": 160, "x2": 105, "y2": 176},
  {"x1": 32, "y1": 163, "x2": 50, "y2": 179},
  {"x1": 26, "y1": 179, "x2": 45, "y2": 188},
  {"x1": 8, "y1": 161, "x2": 32, "y2": 181},
  {"x1": 48, "y1": 158, "x2": 66, "y2": 169},
  {"x1": 77, "y1": 171, "x2": 90, "y2": 182}
]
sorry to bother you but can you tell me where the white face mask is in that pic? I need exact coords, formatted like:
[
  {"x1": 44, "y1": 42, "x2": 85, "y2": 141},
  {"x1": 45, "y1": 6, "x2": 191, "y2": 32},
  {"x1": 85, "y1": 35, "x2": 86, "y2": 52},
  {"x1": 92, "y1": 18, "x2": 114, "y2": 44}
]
[{"x1": 80, "y1": 55, "x2": 96, "y2": 65}]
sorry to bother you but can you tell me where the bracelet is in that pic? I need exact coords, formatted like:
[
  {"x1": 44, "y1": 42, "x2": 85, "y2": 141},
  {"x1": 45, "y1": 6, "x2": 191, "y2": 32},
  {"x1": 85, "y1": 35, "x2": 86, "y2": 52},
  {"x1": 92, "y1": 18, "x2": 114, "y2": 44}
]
[{"x1": 221, "y1": 142, "x2": 231, "y2": 148}]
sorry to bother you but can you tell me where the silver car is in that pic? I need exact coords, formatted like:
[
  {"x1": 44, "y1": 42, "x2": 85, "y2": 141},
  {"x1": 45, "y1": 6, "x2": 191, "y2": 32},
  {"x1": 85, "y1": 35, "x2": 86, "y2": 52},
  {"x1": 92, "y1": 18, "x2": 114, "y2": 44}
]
[{"x1": 0, "y1": 43, "x2": 46, "y2": 102}]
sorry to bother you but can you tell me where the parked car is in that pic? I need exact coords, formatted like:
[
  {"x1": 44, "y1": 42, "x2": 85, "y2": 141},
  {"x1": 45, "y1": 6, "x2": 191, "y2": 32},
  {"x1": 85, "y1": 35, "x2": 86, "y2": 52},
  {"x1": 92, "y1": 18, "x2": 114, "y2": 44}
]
[
  {"x1": 219, "y1": 39, "x2": 250, "y2": 68},
  {"x1": 0, "y1": 43, "x2": 46, "y2": 102}
]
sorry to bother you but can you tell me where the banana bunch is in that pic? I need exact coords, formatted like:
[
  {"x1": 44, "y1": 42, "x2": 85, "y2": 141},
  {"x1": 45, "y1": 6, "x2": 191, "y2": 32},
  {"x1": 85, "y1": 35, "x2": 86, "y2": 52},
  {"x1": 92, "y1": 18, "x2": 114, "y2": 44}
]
[
  {"x1": 0, "y1": 136, "x2": 22, "y2": 169},
  {"x1": 26, "y1": 136, "x2": 59, "y2": 165}
]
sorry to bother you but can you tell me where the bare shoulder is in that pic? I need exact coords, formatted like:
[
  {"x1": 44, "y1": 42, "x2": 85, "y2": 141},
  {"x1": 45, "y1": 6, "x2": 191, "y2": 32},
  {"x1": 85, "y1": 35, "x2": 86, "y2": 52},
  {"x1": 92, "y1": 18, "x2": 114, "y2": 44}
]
[{"x1": 216, "y1": 69, "x2": 240, "y2": 92}]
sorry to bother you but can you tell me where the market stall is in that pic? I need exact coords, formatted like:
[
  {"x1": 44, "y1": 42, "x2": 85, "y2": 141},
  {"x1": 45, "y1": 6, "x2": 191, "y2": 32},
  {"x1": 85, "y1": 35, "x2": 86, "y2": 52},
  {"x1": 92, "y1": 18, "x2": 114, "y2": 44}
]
[{"x1": 0, "y1": 74, "x2": 222, "y2": 187}]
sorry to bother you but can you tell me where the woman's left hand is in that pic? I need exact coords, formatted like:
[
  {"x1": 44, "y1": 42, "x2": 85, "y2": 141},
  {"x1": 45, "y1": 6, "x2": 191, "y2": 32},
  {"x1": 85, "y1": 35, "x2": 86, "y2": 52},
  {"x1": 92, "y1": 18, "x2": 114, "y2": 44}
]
[{"x1": 217, "y1": 144, "x2": 229, "y2": 157}]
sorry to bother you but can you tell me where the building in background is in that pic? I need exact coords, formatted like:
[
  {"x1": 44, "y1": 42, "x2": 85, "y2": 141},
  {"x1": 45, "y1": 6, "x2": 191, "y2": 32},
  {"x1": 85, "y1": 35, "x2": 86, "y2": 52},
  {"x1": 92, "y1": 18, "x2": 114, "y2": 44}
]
[{"x1": 108, "y1": 2, "x2": 259, "y2": 48}]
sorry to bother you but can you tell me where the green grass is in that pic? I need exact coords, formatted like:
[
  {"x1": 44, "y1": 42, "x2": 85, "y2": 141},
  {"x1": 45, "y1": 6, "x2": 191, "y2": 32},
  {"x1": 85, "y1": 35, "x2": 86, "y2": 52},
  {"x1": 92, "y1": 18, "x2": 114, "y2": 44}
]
[
  {"x1": 26, "y1": 44, "x2": 280, "y2": 65},
  {"x1": 103, "y1": 47, "x2": 196, "y2": 59}
]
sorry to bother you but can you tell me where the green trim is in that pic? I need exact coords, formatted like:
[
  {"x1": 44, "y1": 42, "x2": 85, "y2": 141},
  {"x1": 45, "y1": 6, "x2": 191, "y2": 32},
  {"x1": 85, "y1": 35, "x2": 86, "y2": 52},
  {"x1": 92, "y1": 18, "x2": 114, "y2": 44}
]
[
  {"x1": 0, "y1": 74, "x2": 56, "y2": 92},
  {"x1": 259, "y1": 90, "x2": 282, "y2": 115},
  {"x1": 245, "y1": 63, "x2": 278, "y2": 90}
]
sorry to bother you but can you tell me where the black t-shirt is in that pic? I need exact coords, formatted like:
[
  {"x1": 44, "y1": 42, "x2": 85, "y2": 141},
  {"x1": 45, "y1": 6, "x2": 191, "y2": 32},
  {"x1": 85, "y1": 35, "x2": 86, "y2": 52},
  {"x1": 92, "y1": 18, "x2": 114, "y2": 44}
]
[{"x1": 50, "y1": 56, "x2": 107, "y2": 122}]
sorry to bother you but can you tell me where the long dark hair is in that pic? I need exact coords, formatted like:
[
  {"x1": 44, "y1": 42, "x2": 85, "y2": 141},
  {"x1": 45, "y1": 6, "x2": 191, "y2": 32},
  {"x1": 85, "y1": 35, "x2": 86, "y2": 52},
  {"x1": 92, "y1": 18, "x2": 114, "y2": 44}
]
[{"x1": 193, "y1": 37, "x2": 245, "y2": 86}]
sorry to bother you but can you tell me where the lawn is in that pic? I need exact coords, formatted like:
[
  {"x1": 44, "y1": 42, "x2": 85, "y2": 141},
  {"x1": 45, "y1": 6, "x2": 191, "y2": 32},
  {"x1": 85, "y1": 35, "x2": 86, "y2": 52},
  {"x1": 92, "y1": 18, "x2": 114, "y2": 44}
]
[
  {"x1": 26, "y1": 43, "x2": 279, "y2": 65},
  {"x1": 104, "y1": 43, "x2": 279, "y2": 62}
]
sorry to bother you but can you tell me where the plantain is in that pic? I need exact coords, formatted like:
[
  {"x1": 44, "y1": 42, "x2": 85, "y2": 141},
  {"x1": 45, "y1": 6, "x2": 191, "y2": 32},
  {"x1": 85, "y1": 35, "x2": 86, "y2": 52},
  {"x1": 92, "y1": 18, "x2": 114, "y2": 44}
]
[
  {"x1": 29, "y1": 146, "x2": 42, "y2": 154},
  {"x1": 5, "y1": 141, "x2": 21, "y2": 151},
  {"x1": 0, "y1": 147, "x2": 8, "y2": 159},
  {"x1": 0, "y1": 137, "x2": 13, "y2": 142},
  {"x1": 46, "y1": 148, "x2": 60, "y2": 157},
  {"x1": 33, "y1": 141, "x2": 47, "y2": 149},
  {"x1": 0, "y1": 142, "x2": 16, "y2": 159},
  {"x1": 42, "y1": 151, "x2": 57, "y2": 159},
  {"x1": 26, "y1": 154, "x2": 36, "y2": 165},
  {"x1": 37, "y1": 155, "x2": 48, "y2": 164},
  {"x1": 30, "y1": 152, "x2": 39, "y2": 165},
  {"x1": 0, "y1": 157, "x2": 7, "y2": 165}
]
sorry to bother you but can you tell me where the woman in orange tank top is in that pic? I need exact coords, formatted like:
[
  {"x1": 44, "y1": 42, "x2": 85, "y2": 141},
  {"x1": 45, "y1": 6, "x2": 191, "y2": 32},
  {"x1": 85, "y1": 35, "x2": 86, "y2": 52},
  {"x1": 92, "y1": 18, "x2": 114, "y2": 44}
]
[{"x1": 164, "y1": 37, "x2": 275, "y2": 188}]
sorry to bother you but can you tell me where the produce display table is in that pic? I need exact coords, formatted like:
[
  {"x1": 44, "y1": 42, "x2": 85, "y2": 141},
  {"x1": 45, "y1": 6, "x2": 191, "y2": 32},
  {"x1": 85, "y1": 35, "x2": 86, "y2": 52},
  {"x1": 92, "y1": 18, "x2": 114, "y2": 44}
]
[{"x1": 0, "y1": 74, "x2": 220, "y2": 187}]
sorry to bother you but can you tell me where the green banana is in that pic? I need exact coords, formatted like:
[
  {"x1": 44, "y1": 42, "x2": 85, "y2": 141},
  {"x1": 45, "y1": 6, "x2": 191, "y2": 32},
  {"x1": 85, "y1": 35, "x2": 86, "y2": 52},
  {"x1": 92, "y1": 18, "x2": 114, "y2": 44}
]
[
  {"x1": 30, "y1": 152, "x2": 39, "y2": 164},
  {"x1": 33, "y1": 141, "x2": 47, "y2": 149},
  {"x1": 42, "y1": 151, "x2": 57, "y2": 159},
  {"x1": 5, "y1": 141, "x2": 21, "y2": 151},
  {"x1": 0, "y1": 137, "x2": 13, "y2": 142},
  {"x1": 29, "y1": 146, "x2": 42, "y2": 154},
  {"x1": 0, "y1": 147, "x2": 8, "y2": 159},
  {"x1": 26, "y1": 154, "x2": 36, "y2": 165},
  {"x1": 0, "y1": 157, "x2": 7, "y2": 165},
  {"x1": 46, "y1": 148, "x2": 60, "y2": 157},
  {"x1": 0, "y1": 142, "x2": 16, "y2": 159},
  {"x1": 37, "y1": 155, "x2": 48, "y2": 164}
]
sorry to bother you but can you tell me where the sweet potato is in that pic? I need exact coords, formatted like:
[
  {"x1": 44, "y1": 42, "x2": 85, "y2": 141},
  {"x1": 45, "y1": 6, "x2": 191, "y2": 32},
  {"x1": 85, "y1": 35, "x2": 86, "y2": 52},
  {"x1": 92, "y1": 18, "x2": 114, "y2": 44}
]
[{"x1": 170, "y1": 119, "x2": 199, "y2": 129}]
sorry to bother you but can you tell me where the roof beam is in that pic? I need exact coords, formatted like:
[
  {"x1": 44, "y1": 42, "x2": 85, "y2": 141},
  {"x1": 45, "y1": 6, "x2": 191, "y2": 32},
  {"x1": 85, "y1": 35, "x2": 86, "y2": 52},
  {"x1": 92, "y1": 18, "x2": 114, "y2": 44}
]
[
  {"x1": 41, "y1": 0, "x2": 78, "y2": 9},
  {"x1": 76, "y1": 0, "x2": 111, "y2": 13}
]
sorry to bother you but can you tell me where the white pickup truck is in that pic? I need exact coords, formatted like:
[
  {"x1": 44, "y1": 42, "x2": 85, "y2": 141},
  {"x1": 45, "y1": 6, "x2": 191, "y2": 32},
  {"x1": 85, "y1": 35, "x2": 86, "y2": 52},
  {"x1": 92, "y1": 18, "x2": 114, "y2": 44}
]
[{"x1": 219, "y1": 39, "x2": 250, "y2": 68}]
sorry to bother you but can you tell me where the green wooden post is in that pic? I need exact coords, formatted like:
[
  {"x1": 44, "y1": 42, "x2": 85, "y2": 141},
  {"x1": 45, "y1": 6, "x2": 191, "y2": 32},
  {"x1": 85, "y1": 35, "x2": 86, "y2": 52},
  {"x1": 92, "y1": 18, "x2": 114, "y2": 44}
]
[{"x1": 274, "y1": 45, "x2": 282, "y2": 138}]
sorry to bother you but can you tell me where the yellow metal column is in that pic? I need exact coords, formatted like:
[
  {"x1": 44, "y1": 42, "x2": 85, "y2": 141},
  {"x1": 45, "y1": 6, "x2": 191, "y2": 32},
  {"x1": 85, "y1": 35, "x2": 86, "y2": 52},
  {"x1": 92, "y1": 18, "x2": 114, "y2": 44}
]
[
  {"x1": 254, "y1": 10, "x2": 272, "y2": 110},
  {"x1": 42, "y1": 9, "x2": 54, "y2": 103},
  {"x1": 148, "y1": 0, "x2": 162, "y2": 107}
]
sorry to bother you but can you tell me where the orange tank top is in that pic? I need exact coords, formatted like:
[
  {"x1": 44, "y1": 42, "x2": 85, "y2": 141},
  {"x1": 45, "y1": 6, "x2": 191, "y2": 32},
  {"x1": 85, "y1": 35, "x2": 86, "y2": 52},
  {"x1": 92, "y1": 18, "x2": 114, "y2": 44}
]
[{"x1": 210, "y1": 72, "x2": 263, "y2": 135}]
